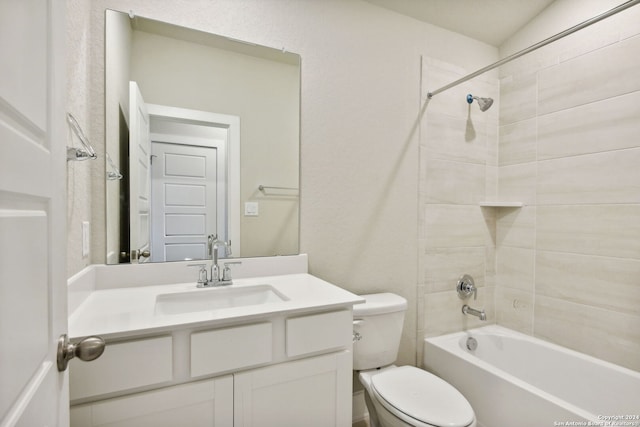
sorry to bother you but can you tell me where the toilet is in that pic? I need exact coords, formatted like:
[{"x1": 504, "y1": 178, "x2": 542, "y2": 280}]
[{"x1": 353, "y1": 293, "x2": 476, "y2": 427}]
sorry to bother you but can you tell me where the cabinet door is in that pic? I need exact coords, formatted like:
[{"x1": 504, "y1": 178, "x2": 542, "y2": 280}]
[
  {"x1": 70, "y1": 376, "x2": 233, "y2": 427},
  {"x1": 234, "y1": 351, "x2": 352, "y2": 427}
]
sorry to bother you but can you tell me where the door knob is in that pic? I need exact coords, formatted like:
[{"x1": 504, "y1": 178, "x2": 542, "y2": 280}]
[
  {"x1": 57, "y1": 334, "x2": 105, "y2": 372},
  {"x1": 131, "y1": 249, "x2": 151, "y2": 260}
]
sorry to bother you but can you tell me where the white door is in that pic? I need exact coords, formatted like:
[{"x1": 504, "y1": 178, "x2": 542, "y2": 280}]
[
  {"x1": 0, "y1": 1, "x2": 68, "y2": 425},
  {"x1": 129, "y1": 82, "x2": 152, "y2": 263},
  {"x1": 150, "y1": 142, "x2": 220, "y2": 262}
]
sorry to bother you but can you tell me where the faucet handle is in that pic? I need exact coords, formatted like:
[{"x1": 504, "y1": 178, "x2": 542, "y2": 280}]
[
  {"x1": 456, "y1": 274, "x2": 477, "y2": 300},
  {"x1": 188, "y1": 263, "x2": 208, "y2": 287},
  {"x1": 222, "y1": 261, "x2": 242, "y2": 282}
]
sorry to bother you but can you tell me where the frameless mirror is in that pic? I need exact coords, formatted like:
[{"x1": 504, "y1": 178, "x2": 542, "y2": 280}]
[{"x1": 105, "y1": 10, "x2": 300, "y2": 264}]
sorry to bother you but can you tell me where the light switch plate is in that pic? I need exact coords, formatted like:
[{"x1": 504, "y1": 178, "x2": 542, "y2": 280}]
[{"x1": 244, "y1": 202, "x2": 259, "y2": 216}]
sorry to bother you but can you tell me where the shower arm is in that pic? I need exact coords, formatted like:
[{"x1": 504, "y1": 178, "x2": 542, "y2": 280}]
[{"x1": 427, "y1": 0, "x2": 640, "y2": 99}]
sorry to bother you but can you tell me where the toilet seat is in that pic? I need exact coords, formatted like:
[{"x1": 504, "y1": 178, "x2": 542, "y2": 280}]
[{"x1": 370, "y1": 366, "x2": 474, "y2": 427}]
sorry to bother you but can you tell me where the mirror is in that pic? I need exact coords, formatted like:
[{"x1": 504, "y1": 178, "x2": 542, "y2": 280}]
[{"x1": 105, "y1": 10, "x2": 300, "y2": 264}]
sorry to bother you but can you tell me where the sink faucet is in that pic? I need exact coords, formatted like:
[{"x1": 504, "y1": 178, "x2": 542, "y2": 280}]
[
  {"x1": 208, "y1": 234, "x2": 232, "y2": 284},
  {"x1": 188, "y1": 235, "x2": 240, "y2": 287},
  {"x1": 187, "y1": 235, "x2": 238, "y2": 287},
  {"x1": 462, "y1": 304, "x2": 487, "y2": 321}
]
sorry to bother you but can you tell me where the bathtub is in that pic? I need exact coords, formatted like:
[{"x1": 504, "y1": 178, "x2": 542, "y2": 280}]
[{"x1": 423, "y1": 325, "x2": 640, "y2": 427}]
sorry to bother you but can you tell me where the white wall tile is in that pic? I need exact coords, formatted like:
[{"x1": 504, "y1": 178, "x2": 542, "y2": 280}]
[
  {"x1": 537, "y1": 91, "x2": 640, "y2": 160},
  {"x1": 423, "y1": 158, "x2": 485, "y2": 204},
  {"x1": 554, "y1": 18, "x2": 620, "y2": 64},
  {"x1": 499, "y1": 72, "x2": 537, "y2": 125},
  {"x1": 498, "y1": 48, "x2": 558, "y2": 80},
  {"x1": 538, "y1": 36, "x2": 640, "y2": 115},
  {"x1": 619, "y1": 14, "x2": 640, "y2": 41},
  {"x1": 423, "y1": 247, "x2": 486, "y2": 293},
  {"x1": 534, "y1": 295, "x2": 640, "y2": 372},
  {"x1": 485, "y1": 165, "x2": 498, "y2": 201},
  {"x1": 499, "y1": 118, "x2": 537, "y2": 166},
  {"x1": 496, "y1": 246, "x2": 534, "y2": 292},
  {"x1": 486, "y1": 120, "x2": 499, "y2": 167},
  {"x1": 537, "y1": 149, "x2": 640, "y2": 205},
  {"x1": 536, "y1": 205, "x2": 640, "y2": 259},
  {"x1": 423, "y1": 289, "x2": 494, "y2": 337},
  {"x1": 536, "y1": 250, "x2": 640, "y2": 316},
  {"x1": 423, "y1": 205, "x2": 490, "y2": 249},
  {"x1": 498, "y1": 162, "x2": 536, "y2": 205},
  {"x1": 495, "y1": 287, "x2": 533, "y2": 335},
  {"x1": 496, "y1": 206, "x2": 535, "y2": 249},
  {"x1": 422, "y1": 112, "x2": 487, "y2": 164}
]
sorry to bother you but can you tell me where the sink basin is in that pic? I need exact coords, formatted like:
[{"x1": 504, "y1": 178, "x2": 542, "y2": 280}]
[{"x1": 155, "y1": 284, "x2": 288, "y2": 315}]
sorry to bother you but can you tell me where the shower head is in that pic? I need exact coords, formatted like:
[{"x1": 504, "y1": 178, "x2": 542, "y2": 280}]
[{"x1": 466, "y1": 94, "x2": 494, "y2": 112}]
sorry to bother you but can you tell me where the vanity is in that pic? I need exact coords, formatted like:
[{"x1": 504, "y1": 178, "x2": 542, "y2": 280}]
[{"x1": 68, "y1": 255, "x2": 362, "y2": 427}]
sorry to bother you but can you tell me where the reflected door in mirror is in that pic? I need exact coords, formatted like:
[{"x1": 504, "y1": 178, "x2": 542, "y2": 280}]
[{"x1": 151, "y1": 142, "x2": 220, "y2": 262}]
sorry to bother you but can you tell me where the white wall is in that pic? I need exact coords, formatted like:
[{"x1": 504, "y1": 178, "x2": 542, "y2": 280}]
[
  {"x1": 66, "y1": 0, "x2": 97, "y2": 276},
  {"x1": 496, "y1": 0, "x2": 640, "y2": 371},
  {"x1": 66, "y1": 0, "x2": 498, "y2": 366}
]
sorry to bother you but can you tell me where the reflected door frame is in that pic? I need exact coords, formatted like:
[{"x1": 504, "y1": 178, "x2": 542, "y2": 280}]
[{"x1": 146, "y1": 103, "x2": 240, "y2": 259}]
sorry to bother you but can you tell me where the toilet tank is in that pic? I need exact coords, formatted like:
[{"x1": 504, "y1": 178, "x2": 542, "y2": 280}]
[{"x1": 353, "y1": 293, "x2": 407, "y2": 370}]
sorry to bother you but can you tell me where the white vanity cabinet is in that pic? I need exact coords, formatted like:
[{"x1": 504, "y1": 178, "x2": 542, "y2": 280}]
[
  {"x1": 234, "y1": 351, "x2": 352, "y2": 427},
  {"x1": 70, "y1": 376, "x2": 233, "y2": 427},
  {"x1": 69, "y1": 309, "x2": 354, "y2": 427}
]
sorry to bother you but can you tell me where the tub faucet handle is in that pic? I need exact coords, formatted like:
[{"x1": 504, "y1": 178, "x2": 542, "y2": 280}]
[{"x1": 457, "y1": 274, "x2": 477, "y2": 300}]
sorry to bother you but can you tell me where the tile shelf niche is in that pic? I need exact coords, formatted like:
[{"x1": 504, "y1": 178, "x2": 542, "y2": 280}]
[{"x1": 479, "y1": 201, "x2": 524, "y2": 208}]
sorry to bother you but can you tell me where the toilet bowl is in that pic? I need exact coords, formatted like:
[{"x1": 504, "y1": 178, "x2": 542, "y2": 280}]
[{"x1": 353, "y1": 293, "x2": 476, "y2": 427}]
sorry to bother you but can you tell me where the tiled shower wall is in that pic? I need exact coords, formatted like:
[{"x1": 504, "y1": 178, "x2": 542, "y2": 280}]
[
  {"x1": 418, "y1": 57, "x2": 499, "y2": 365},
  {"x1": 420, "y1": 11, "x2": 640, "y2": 373},
  {"x1": 496, "y1": 18, "x2": 640, "y2": 371}
]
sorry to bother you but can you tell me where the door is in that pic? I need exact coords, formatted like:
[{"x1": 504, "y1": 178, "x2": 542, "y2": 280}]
[
  {"x1": 234, "y1": 352, "x2": 352, "y2": 427},
  {"x1": 150, "y1": 142, "x2": 221, "y2": 262},
  {"x1": 0, "y1": 1, "x2": 68, "y2": 425},
  {"x1": 70, "y1": 376, "x2": 233, "y2": 427},
  {"x1": 129, "y1": 82, "x2": 152, "y2": 263}
]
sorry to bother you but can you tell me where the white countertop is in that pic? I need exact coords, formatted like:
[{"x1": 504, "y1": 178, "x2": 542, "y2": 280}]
[{"x1": 69, "y1": 273, "x2": 364, "y2": 340}]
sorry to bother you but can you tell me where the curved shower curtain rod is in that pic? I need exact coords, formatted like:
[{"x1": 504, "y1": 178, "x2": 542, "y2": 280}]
[{"x1": 427, "y1": 0, "x2": 640, "y2": 99}]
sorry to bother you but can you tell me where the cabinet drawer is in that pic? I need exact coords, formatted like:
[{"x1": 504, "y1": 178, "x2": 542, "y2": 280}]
[
  {"x1": 70, "y1": 336, "x2": 172, "y2": 401},
  {"x1": 286, "y1": 310, "x2": 352, "y2": 357},
  {"x1": 191, "y1": 322, "x2": 272, "y2": 377}
]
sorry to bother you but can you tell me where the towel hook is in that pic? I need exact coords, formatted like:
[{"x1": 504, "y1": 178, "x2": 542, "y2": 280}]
[{"x1": 66, "y1": 113, "x2": 97, "y2": 161}]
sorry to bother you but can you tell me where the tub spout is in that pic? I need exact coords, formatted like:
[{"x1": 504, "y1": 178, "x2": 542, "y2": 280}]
[{"x1": 462, "y1": 304, "x2": 486, "y2": 321}]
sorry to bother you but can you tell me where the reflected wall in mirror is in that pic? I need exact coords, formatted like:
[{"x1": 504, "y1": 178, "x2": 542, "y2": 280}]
[{"x1": 105, "y1": 10, "x2": 301, "y2": 264}]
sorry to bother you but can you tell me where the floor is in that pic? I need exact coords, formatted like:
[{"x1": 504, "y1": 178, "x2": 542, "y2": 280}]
[{"x1": 353, "y1": 419, "x2": 370, "y2": 427}]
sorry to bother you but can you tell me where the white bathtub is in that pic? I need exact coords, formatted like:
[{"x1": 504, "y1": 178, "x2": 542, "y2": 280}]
[{"x1": 423, "y1": 325, "x2": 640, "y2": 427}]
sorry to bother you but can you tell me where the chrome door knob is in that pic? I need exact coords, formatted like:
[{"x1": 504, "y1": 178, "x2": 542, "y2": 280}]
[
  {"x1": 131, "y1": 249, "x2": 151, "y2": 260},
  {"x1": 57, "y1": 334, "x2": 105, "y2": 372}
]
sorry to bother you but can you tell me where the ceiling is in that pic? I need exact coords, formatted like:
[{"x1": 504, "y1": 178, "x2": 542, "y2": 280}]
[{"x1": 364, "y1": 0, "x2": 556, "y2": 46}]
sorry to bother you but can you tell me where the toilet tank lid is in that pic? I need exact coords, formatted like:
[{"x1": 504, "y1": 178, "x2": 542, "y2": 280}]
[{"x1": 353, "y1": 293, "x2": 407, "y2": 316}]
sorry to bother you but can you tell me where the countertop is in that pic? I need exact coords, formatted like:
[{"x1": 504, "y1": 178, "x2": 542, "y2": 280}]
[{"x1": 69, "y1": 273, "x2": 364, "y2": 340}]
